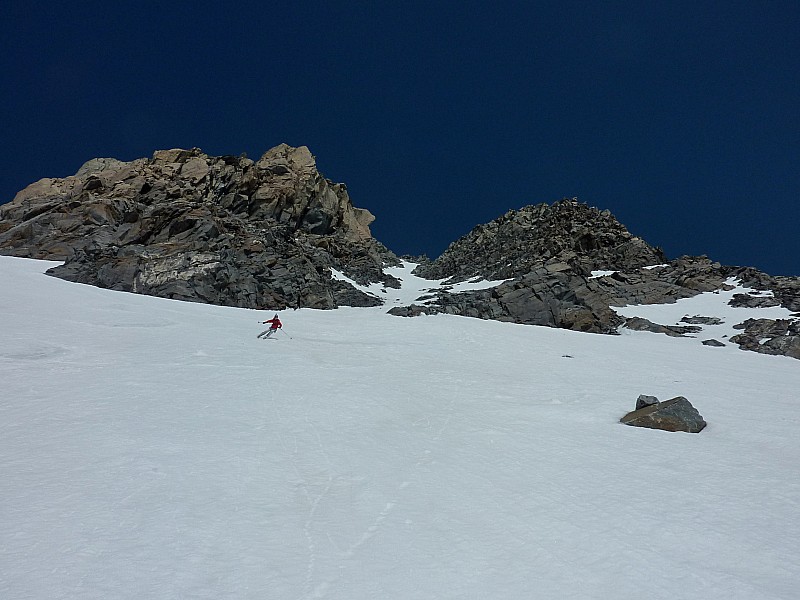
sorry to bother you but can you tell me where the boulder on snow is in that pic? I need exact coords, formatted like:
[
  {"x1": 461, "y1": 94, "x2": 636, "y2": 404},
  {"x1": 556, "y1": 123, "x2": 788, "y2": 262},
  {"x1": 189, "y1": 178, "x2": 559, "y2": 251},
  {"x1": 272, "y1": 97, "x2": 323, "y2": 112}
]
[
  {"x1": 635, "y1": 394, "x2": 659, "y2": 410},
  {"x1": 624, "y1": 317, "x2": 702, "y2": 337},
  {"x1": 680, "y1": 315, "x2": 723, "y2": 325},
  {"x1": 621, "y1": 396, "x2": 706, "y2": 433},
  {"x1": 386, "y1": 304, "x2": 434, "y2": 317}
]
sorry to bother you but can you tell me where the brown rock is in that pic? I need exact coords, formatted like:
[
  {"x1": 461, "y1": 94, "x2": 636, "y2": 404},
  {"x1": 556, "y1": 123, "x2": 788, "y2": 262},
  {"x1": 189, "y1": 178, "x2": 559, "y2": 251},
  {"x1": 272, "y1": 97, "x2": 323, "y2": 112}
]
[{"x1": 621, "y1": 396, "x2": 707, "y2": 433}]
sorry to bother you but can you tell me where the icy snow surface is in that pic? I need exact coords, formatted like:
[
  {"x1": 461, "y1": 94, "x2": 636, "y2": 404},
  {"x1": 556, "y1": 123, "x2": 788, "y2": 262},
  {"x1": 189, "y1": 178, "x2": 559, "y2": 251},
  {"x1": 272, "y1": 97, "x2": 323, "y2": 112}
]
[{"x1": 1, "y1": 257, "x2": 799, "y2": 599}]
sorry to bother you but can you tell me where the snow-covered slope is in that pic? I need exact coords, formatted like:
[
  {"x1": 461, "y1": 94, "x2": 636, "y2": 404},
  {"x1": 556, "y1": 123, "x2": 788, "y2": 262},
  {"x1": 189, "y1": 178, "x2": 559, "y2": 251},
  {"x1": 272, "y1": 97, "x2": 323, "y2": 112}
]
[{"x1": 1, "y1": 256, "x2": 798, "y2": 599}]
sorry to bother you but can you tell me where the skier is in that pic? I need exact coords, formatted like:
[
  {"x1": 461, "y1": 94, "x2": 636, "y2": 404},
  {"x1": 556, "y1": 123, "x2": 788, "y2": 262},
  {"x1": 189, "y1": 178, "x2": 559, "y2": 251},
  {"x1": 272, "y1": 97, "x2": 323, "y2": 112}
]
[{"x1": 257, "y1": 314, "x2": 283, "y2": 339}]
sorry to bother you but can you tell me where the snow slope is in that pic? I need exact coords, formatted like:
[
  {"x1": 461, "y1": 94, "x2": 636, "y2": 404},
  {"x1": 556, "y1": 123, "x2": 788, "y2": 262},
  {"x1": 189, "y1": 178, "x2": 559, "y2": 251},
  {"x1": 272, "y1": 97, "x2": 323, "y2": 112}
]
[{"x1": 1, "y1": 256, "x2": 799, "y2": 599}]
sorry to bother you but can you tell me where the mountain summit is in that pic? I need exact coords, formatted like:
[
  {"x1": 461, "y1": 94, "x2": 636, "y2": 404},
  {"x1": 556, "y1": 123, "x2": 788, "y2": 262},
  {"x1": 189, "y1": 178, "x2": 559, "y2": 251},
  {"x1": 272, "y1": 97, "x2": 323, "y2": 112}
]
[
  {"x1": 414, "y1": 199, "x2": 665, "y2": 282},
  {"x1": 0, "y1": 144, "x2": 397, "y2": 309}
]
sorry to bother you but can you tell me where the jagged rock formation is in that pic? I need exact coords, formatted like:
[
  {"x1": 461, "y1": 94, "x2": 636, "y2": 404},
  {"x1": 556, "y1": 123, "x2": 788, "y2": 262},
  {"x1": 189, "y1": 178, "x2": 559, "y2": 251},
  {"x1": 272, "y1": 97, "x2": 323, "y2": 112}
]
[
  {"x1": 0, "y1": 145, "x2": 399, "y2": 309},
  {"x1": 405, "y1": 201, "x2": 734, "y2": 333},
  {"x1": 730, "y1": 269, "x2": 800, "y2": 313},
  {"x1": 2, "y1": 148, "x2": 799, "y2": 359},
  {"x1": 406, "y1": 255, "x2": 735, "y2": 334},
  {"x1": 730, "y1": 319, "x2": 800, "y2": 359},
  {"x1": 414, "y1": 199, "x2": 665, "y2": 281},
  {"x1": 401, "y1": 201, "x2": 800, "y2": 355},
  {"x1": 721, "y1": 271, "x2": 800, "y2": 359}
]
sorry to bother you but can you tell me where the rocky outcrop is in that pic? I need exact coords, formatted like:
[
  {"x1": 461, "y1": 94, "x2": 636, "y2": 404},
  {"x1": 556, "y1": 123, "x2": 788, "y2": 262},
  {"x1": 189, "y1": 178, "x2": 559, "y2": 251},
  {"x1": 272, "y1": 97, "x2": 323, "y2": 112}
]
[
  {"x1": 715, "y1": 271, "x2": 800, "y2": 359},
  {"x1": 3, "y1": 148, "x2": 799, "y2": 359},
  {"x1": 0, "y1": 144, "x2": 398, "y2": 309},
  {"x1": 621, "y1": 396, "x2": 707, "y2": 433},
  {"x1": 728, "y1": 268, "x2": 800, "y2": 313},
  {"x1": 730, "y1": 319, "x2": 800, "y2": 360},
  {"x1": 402, "y1": 201, "x2": 738, "y2": 334},
  {"x1": 414, "y1": 199, "x2": 665, "y2": 281},
  {"x1": 681, "y1": 316, "x2": 723, "y2": 325},
  {"x1": 623, "y1": 317, "x2": 702, "y2": 337},
  {"x1": 413, "y1": 261, "x2": 626, "y2": 333},
  {"x1": 386, "y1": 304, "x2": 436, "y2": 318},
  {"x1": 401, "y1": 200, "x2": 800, "y2": 359}
]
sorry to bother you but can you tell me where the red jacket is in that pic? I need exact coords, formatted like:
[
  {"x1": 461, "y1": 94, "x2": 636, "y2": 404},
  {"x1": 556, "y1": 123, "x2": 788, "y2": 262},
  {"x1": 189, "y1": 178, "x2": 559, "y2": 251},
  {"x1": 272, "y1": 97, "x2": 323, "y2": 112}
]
[{"x1": 264, "y1": 317, "x2": 282, "y2": 329}]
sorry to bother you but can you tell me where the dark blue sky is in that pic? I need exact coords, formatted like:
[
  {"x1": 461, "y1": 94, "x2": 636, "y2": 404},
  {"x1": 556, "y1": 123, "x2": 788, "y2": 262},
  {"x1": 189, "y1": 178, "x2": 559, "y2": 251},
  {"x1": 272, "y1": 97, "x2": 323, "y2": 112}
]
[{"x1": 2, "y1": 1, "x2": 798, "y2": 274}]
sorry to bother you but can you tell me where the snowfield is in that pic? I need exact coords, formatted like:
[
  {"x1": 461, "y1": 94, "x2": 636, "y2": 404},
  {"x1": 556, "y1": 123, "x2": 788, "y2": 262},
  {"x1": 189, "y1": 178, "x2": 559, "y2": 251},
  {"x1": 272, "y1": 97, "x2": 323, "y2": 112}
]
[{"x1": 1, "y1": 256, "x2": 799, "y2": 599}]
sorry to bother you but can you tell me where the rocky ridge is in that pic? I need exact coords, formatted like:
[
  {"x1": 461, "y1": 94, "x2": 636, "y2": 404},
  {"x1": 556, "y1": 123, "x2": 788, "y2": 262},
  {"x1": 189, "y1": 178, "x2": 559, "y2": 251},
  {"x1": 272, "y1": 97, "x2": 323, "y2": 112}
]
[
  {"x1": 401, "y1": 201, "x2": 732, "y2": 333},
  {"x1": 394, "y1": 200, "x2": 800, "y2": 356},
  {"x1": 413, "y1": 199, "x2": 666, "y2": 281},
  {"x1": 0, "y1": 145, "x2": 399, "y2": 309},
  {"x1": 2, "y1": 147, "x2": 799, "y2": 359}
]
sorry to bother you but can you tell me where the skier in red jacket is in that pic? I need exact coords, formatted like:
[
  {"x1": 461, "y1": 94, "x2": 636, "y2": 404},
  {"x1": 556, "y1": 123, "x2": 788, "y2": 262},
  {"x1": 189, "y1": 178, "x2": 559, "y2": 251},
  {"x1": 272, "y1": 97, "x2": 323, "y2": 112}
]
[{"x1": 258, "y1": 314, "x2": 283, "y2": 339}]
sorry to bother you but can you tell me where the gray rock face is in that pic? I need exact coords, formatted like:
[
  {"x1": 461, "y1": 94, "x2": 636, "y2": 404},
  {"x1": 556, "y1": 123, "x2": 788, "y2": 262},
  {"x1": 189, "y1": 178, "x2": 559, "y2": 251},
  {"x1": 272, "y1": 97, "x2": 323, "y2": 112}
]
[
  {"x1": 428, "y1": 263, "x2": 627, "y2": 333},
  {"x1": 681, "y1": 315, "x2": 724, "y2": 325},
  {"x1": 730, "y1": 268, "x2": 800, "y2": 313},
  {"x1": 0, "y1": 145, "x2": 398, "y2": 309},
  {"x1": 414, "y1": 199, "x2": 665, "y2": 282},
  {"x1": 730, "y1": 293, "x2": 781, "y2": 309},
  {"x1": 730, "y1": 319, "x2": 800, "y2": 360},
  {"x1": 621, "y1": 396, "x2": 707, "y2": 433},
  {"x1": 403, "y1": 199, "x2": 745, "y2": 334},
  {"x1": 403, "y1": 203, "x2": 800, "y2": 358},
  {"x1": 624, "y1": 317, "x2": 702, "y2": 337}
]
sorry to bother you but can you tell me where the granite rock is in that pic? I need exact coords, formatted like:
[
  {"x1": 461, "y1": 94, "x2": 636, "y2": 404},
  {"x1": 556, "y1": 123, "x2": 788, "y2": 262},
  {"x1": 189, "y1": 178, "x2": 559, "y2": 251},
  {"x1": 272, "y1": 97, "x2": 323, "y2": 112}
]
[{"x1": 0, "y1": 144, "x2": 397, "y2": 310}]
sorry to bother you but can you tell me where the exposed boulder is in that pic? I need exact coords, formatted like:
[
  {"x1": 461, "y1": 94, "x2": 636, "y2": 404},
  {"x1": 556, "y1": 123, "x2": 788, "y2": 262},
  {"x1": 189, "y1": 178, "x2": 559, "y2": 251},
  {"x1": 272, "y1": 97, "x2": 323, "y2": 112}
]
[
  {"x1": 702, "y1": 339, "x2": 726, "y2": 347},
  {"x1": 681, "y1": 315, "x2": 723, "y2": 325},
  {"x1": 635, "y1": 394, "x2": 660, "y2": 410},
  {"x1": 621, "y1": 396, "x2": 707, "y2": 433},
  {"x1": 387, "y1": 305, "x2": 435, "y2": 317},
  {"x1": 0, "y1": 145, "x2": 398, "y2": 310},
  {"x1": 624, "y1": 317, "x2": 702, "y2": 337}
]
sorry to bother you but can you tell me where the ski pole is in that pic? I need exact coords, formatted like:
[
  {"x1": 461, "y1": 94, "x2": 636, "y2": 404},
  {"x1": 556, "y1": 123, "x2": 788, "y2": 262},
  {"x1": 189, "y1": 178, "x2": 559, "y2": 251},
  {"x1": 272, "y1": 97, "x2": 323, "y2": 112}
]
[{"x1": 280, "y1": 328, "x2": 293, "y2": 340}]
